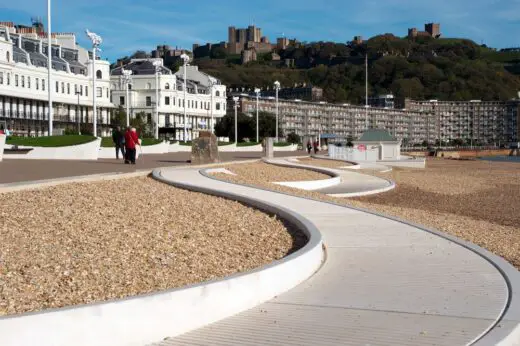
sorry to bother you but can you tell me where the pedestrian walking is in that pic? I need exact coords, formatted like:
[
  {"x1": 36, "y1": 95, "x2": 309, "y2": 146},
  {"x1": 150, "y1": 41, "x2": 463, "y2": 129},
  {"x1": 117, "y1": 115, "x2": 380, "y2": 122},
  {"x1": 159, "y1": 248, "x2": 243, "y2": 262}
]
[
  {"x1": 112, "y1": 126, "x2": 125, "y2": 160},
  {"x1": 306, "y1": 140, "x2": 312, "y2": 154},
  {"x1": 313, "y1": 140, "x2": 319, "y2": 154},
  {"x1": 124, "y1": 127, "x2": 140, "y2": 165}
]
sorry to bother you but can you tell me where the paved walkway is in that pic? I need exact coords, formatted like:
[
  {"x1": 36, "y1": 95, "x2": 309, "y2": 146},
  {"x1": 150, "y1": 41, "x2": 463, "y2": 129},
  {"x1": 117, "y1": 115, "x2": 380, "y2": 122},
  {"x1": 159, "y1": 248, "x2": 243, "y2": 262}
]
[
  {"x1": 0, "y1": 151, "x2": 307, "y2": 184},
  {"x1": 311, "y1": 155, "x2": 393, "y2": 172},
  {"x1": 149, "y1": 166, "x2": 518, "y2": 346},
  {"x1": 268, "y1": 157, "x2": 395, "y2": 197}
]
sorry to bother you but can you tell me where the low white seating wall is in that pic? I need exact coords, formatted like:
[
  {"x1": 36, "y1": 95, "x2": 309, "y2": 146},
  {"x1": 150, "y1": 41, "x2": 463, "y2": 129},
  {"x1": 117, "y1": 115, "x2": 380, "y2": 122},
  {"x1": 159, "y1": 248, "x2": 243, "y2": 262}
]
[{"x1": 0, "y1": 134, "x2": 5, "y2": 162}]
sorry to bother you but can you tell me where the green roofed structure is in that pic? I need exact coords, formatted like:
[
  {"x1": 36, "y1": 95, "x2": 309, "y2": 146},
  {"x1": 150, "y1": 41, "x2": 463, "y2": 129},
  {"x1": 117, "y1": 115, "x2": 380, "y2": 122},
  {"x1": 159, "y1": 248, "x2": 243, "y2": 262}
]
[
  {"x1": 353, "y1": 129, "x2": 401, "y2": 161},
  {"x1": 358, "y1": 129, "x2": 397, "y2": 142}
]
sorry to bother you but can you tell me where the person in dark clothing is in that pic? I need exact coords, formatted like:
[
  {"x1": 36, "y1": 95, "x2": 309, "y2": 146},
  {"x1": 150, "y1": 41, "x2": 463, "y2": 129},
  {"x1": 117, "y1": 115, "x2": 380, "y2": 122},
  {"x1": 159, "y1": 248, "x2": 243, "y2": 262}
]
[
  {"x1": 112, "y1": 126, "x2": 125, "y2": 159},
  {"x1": 307, "y1": 140, "x2": 312, "y2": 154},
  {"x1": 313, "y1": 140, "x2": 319, "y2": 154}
]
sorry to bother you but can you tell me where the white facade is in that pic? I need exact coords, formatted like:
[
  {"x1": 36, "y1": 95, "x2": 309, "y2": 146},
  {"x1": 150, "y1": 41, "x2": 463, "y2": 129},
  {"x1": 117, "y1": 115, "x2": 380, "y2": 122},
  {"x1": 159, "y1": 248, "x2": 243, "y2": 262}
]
[
  {"x1": 111, "y1": 60, "x2": 226, "y2": 141},
  {"x1": 0, "y1": 24, "x2": 114, "y2": 137}
]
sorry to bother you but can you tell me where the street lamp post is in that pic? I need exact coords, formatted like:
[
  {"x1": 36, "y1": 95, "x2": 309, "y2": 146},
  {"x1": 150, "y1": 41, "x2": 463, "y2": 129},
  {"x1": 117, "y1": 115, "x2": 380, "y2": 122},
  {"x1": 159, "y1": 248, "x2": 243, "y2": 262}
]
[
  {"x1": 47, "y1": 0, "x2": 53, "y2": 136},
  {"x1": 86, "y1": 29, "x2": 102, "y2": 137},
  {"x1": 233, "y1": 96, "x2": 239, "y2": 144},
  {"x1": 75, "y1": 90, "x2": 81, "y2": 134},
  {"x1": 254, "y1": 87, "x2": 260, "y2": 143},
  {"x1": 180, "y1": 53, "x2": 190, "y2": 142},
  {"x1": 209, "y1": 79, "x2": 215, "y2": 133},
  {"x1": 274, "y1": 81, "x2": 280, "y2": 142},
  {"x1": 121, "y1": 68, "x2": 133, "y2": 128},
  {"x1": 152, "y1": 61, "x2": 161, "y2": 140}
]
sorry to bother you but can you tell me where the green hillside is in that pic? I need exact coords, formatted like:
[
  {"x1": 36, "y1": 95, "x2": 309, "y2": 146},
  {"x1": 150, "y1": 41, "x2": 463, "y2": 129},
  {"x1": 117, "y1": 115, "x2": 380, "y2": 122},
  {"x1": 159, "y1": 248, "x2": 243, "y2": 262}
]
[
  {"x1": 197, "y1": 35, "x2": 520, "y2": 103},
  {"x1": 114, "y1": 35, "x2": 520, "y2": 104}
]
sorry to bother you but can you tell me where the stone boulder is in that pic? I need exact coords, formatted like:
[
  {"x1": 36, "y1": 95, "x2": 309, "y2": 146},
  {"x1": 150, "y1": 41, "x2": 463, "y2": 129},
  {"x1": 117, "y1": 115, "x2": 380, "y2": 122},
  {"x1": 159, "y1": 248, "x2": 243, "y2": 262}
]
[{"x1": 191, "y1": 131, "x2": 220, "y2": 165}]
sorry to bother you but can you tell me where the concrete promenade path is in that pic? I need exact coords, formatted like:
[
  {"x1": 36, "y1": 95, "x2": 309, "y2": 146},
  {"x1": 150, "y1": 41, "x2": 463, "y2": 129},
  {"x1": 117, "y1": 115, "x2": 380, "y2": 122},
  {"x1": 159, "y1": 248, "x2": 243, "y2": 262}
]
[
  {"x1": 150, "y1": 165, "x2": 519, "y2": 346},
  {"x1": 0, "y1": 151, "x2": 307, "y2": 184},
  {"x1": 267, "y1": 157, "x2": 395, "y2": 197}
]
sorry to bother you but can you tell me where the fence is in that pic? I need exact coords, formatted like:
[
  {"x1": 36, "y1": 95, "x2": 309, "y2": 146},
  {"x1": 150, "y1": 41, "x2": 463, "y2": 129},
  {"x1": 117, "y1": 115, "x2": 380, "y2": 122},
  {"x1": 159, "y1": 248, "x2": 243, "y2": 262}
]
[{"x1": 328, "y1": 144, "x2": 379, "y2": 162}]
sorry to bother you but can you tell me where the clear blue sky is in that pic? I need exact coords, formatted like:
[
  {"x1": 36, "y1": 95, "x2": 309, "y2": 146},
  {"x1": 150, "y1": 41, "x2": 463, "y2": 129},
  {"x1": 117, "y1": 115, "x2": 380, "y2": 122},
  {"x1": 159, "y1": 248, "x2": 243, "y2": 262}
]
[{"x1": 1, "y1": 0, "x2": 519, "y2": 62}]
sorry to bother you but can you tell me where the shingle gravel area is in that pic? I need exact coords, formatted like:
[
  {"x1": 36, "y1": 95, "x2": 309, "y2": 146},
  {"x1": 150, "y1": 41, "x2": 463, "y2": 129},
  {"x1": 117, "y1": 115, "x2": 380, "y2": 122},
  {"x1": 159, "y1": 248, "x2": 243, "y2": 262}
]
[
  {"x1": 0, "y1": 176, "x2": 306, "y2": 316},
  {"x1": 213, "y1": 159, "x2": 520, "y2": 269}
]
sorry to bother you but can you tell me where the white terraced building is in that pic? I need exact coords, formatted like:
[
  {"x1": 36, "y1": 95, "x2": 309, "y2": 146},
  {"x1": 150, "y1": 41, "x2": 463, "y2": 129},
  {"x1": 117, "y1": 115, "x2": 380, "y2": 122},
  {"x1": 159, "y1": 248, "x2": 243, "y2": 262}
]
[
  {"x1": 110, "y1": 60, "x2": 227, "y2": 141},
  {"x1": 0, "y1": 22, "x2": 113, "y2": 137}
]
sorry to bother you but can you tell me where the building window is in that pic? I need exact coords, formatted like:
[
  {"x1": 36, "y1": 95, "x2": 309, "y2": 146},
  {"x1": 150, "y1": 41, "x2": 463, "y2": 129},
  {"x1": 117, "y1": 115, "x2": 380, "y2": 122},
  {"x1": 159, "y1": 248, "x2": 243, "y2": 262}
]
[
  {"x1": 216, "y1": 103, "x2": 220, "y2": 110},
  {"x1": 80, "y1": 85, "x2": 83, "y2": 95},
  {"x1": 165, "y1": 97, "x2": 170, "y2": 105},
  {"x1": 215, "y1": 90, "x2": 220, "y2": 97},
  {"x1": 0, "y1": 72, "x2": 3, "y2": 85},
  {"x1": 106, "y1": 88, "x2": 109, "y2": 98},
  {"x1": 7, "y1": 73, "x2": 10, "y2": 85},
  {"x1": 61, "y1": 82, "x2": 65, "y2": 93},
  {"x1": 96, "y1": 70, "x2": 102, "y2": 79},
  {"x1": 56, "y1": 81, "x2": 59, "y2": 92},
  {"x1": 67, "y1": 83, "x2": 70, "y2": 94},
  {"x1": 128, "y1": 84, "x2": 132, "y2": 90},
  {"x1": 6, "y1": 51, "x2": 10, "y2": 62},
  {"x1": 36, "y1": 78, "x2": 39, "y2": 90},
  {"x1": 165, "y1": 83, "x2": 170, "y2": 90},
  {"x1": 173, "y1": 97, "x2": 176, "y2": 106},
  {"x1": 85, "y1": 86, "x2": 88, "y2": 96},
  {"x1": 96, "y1": 87, "x2": 102, "y2": 98},
  {"x1": 28, "y1": 77, "x2": 31, "y2": 89},
  {"x1": 146, "y1": 97, "x2": 151, "y2": 106},
  {"x1": 42, "y1": 79, "x2": 45, "y2": 90},
  {"x1": 15, "y1": 74, "x2": 18, "y2": 87},
  {"x1": 120, "y1": 96, "x2": 125, "y2": 105}
]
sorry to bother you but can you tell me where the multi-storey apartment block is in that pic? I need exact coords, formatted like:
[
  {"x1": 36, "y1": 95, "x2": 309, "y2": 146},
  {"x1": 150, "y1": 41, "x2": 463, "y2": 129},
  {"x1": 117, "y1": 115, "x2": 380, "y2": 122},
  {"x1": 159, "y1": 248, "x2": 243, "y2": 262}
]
[
  {"x1": 404, "y1": 99, "x2": 519, "y2": 145},
  {"x1": 0, "y1": 21, "x2": 113, "y2": 136},
  {"x1": 110, "y1": 60, "x2": 227, "y2": 141},
  {"x1": 236, "y1": 96, "x2": 435, "y2": 143},
  {"x1": 235, "y1": 94, "x2": 519, "y2": 145}
]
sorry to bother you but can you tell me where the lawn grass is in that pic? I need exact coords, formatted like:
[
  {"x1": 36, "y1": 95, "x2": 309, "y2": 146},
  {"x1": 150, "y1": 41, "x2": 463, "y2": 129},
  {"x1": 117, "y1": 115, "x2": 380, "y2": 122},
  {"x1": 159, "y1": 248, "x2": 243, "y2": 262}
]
[
  {"x1": 6, "y1": 135, "x2": 96, "y2": 147},
  {"x1": 101, "y1": 137, "x2": 163, "y2": 147},
  {"x1": 237, "y1": 142, "x2": 260, "y2": 147},
  {"x1": 273, "y1": 142, "x2": 293, "y2": 147}
]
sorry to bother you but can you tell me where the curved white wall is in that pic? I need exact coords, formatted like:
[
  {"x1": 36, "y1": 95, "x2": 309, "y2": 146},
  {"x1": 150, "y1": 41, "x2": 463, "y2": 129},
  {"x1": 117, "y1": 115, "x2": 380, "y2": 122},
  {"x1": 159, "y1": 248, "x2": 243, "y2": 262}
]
[
  {"x1": 140, "y1": 141, "x2": 169, "y2": 155},
  {"x1": 168, "y1": 142, "x2": 192, "y2": 152},
  {"x1": 274, "y1": 144, "x2": 298, "y2": 152},
  {"x1": 0, "y1": 134, "x2": 5, "y2": 162},
  {"x1": 4, "y1": 138, "x2": 101, "y2": 160},
  {"x1": 0, "y1": 168, "x2": 324, "y2": 346},
  {"x1": 274, "y1": 176, "x2": 341, "y2": 190}
]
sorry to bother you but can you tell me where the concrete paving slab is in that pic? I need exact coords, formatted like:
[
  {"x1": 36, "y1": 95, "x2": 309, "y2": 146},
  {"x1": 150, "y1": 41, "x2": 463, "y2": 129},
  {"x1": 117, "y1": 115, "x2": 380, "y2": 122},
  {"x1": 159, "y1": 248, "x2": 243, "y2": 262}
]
[{"x1": 146, "y1": 166, "x2": 519, "y2": 346}]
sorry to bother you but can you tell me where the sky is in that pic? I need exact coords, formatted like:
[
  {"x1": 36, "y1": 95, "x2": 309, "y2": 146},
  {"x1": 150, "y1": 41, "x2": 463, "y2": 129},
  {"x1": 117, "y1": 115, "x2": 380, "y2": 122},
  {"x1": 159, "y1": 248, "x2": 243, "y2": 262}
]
[{"x1": 1, "y1": 0, "x2": 519, "y2": 62}]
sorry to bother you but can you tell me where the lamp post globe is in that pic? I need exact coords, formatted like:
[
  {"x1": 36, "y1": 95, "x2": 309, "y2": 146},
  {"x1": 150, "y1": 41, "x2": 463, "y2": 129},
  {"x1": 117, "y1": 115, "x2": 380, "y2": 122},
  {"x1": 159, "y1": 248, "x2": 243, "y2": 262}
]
[
  {"x1": 85, "y1": 29, "x2": 102, "y2": 137},
  {"x1": 233, "y1": 96, "x2": 239, "y2": 144},
  {"x1": 180, "y1": 53, "x2": 190, "y2": 142},
  {"x1": 254, "y1": 88, "x2": 261, "y2": 143},
  {"x1": 152, "y1": 60, "x2": 162, "y2": 140},
  {"x1": 121, "y1": 68, "x2": 133, "y2": 127},
  {"x1": 209, "y1": 79, "x2": 216, "y2": 134},
  {"x1": 274, "y1": 81, "x2": 281, "y2": 143}
]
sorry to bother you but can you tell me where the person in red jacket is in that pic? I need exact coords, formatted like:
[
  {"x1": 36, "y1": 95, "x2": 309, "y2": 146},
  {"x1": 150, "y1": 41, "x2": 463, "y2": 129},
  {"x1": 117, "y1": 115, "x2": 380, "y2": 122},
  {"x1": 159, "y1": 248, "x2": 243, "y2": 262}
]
[{"x1": 124, "y1": 127, "x2": 140, "y2": 164}]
